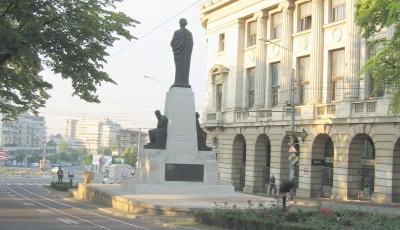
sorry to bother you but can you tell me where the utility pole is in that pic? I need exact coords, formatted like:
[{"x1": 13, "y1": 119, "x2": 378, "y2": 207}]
[
  {"x1": 289, "y1": 69, "x2": 296, "y2": 182},
  {"x1": 137, "y1": 128, "x2": 141, "y2": 167},
  {"x1": 41, "y1": 139, "x2": 46, "y2": 172}
]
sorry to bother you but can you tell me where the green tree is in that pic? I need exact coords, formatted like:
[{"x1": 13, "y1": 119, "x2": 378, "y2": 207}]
[
  {"x1": 356, "y1": 0, "x2": 400, "y2": 113},
  {"x1": 99, "y1": 147, "x2": 112, "y2": 156},
  {"x1": 122, "y1": 147, "x2": 137, "y2": 167},
  {"x1": 47, "y1": 153, "x2": 60, "y2": 163},
  {"x1": 0, "y1": 0, "x2": 138, "y2": 119},
  {"x1": 28, "y1": 153, "x2": 41, "y2": 163},
  {"x1": 15, "y1": 152, "x2": 24, "y2": 163},
  {"x1": 82, "y1": 154, "x2": 92, "y2": 165},
  {"x1": 57, "y1": 141, "x2": 69, "y2": 154}
]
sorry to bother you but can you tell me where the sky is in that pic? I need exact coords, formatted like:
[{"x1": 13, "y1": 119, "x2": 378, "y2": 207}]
[{"x1": 39, "y1": 0, "x2": 208, "y2": 136}]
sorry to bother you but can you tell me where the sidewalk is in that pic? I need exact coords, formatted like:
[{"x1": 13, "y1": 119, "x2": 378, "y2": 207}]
[
  {"x1": 71, "y1": 183, "x2": 279, "y2": 216},
  {"x1": 71, "y1": 183, "x2": 400, "y2": 219}
]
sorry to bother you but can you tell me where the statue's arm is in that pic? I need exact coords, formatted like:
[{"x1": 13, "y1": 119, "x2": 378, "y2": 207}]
[
  {"x1": 170, "y1": 31, "x2": 178, "y2": 47},
  {"x1": 162, "y1": 117, "x2": 169, "y2": 129}
]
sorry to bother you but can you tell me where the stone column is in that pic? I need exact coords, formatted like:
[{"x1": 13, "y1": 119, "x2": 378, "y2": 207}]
[
  {"x1": 254, "y1": 11, "x2": 268, "y2": 108},
  {"x1": 344, "y1": 0, "x2": 360, "y2": 100},
  {"x1": 280, "y1": 1, "x2": 294, "y2": 106},
  {"x1": 310, "y1": 0, "x2": 324, "y2": 104}
]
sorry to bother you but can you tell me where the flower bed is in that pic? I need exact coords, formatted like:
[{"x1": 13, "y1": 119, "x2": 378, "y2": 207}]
[{"x1": 195, "y1": 207, "x2": 400, "y2": 230}]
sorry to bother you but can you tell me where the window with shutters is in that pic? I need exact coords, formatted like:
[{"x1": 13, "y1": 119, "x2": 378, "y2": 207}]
[
  {"x1": 299, "y1": 2, "x2": 312, "y2": 31},
  {"x1": 271, "y1": 62, "x2": 280, "y2": 107},
  {"x1": 247, "y1": 21, "x2": 257, "y2": 47},
  {"x1": 298, "y1": 56, "x2": 310, "y2": 105},
  {"x1": 247, "y1": 68, "x2": 256, "y2": 108},
  {"x1": 218, "y1": 33, "x2": 225, "y2": 52},
  {"x1": 216, "y1": 84, "x2": 223, "y2": 111},
  {"x1": 271, "y1": 13, "x2": 282, "y2": 39},
  {"x1": 331, "y1": 0, "x2": 345, "y2": 22},
  {"x1": 330, "y1": 49, "x2": 345, "y2": 102}
]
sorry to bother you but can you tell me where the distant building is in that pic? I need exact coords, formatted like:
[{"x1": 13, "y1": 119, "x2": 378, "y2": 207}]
[
  {"x1": 116, "y1": 129, "x2": 148, "y2": 155},
  {"x1": 64, "y1": 119, "x2": 77, "y2": 140},
  {"x1": 64, "y1": 118, "x2": 121, "y2": 153},
  {"x1": 0, "y1": 113, "x2": 47, "y2": 159}
]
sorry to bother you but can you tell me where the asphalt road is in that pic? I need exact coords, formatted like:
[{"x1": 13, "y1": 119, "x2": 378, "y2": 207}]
[{"x1": 0, "y1": 176, "x2": 172, "y2": 230}]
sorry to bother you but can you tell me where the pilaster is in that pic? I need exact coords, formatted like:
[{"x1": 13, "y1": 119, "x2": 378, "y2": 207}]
[
  {"x1": 254, "y1": 11, "x2": 268, "y2": 108},
  {"x1": 310, "y1": 0, "x2": 324, "y2": 104},
  {"x1": 344, "y1": 0, "x2": 360, "y2": 100},
  {"x1": 280, "y1": 1, "x2": 294, "y2": 106}
]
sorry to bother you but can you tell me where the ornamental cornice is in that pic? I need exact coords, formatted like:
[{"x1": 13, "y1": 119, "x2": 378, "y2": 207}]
[
  {"x1": 278, "y1": 0, "x2": 295, "y2": 11},
  {"x1": 200, "y1": 0, "x2": 238, "y2": 28}
]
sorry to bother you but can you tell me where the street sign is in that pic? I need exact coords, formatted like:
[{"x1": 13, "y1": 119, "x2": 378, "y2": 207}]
[
  {"x1": 288, "y1": 145, "x2": 298, "y2": 154},
  {"x1": 92, "y1": 154, "x2": 101, "y2": 165},
  {"x1": 285, "y1": 128, "x2": 308, "y2": 142},
  {"x1": 288, "y1": 153, "x2": 299, "y2": 165}
]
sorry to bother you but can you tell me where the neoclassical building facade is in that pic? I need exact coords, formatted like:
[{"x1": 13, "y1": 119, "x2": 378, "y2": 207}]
[{"x1": 200, "y1": 0, "x2": 400, "y2": 204}]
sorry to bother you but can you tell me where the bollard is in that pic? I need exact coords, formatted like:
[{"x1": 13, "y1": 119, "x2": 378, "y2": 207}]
[{"x1": 282, "y1": 195, "x2": 287, "y2": 211}]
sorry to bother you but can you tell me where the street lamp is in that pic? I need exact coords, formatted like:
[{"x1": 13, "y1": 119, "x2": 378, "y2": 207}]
[{"x1": 143, "y1": 75, "x2": 166, "y2": 84}]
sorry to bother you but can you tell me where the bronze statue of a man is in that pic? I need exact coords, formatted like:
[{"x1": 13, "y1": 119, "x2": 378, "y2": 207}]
[
  {"x1": 144, "y1": 110, "x2": 168, "y2": 149},
  {"x1": 170, "y1": 18, "x2": 193, "y2": 88},
  {"x1": 196, "y1": 112, "x2": 212, "y2": 151}
]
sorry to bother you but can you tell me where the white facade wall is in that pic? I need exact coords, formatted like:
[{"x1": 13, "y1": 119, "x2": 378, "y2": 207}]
[{"x1": 201, "y1": 0, "x2": 400, "y2": 204}]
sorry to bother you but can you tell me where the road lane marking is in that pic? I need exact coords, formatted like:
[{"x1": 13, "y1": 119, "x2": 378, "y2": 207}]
[
  {"x1": 0, "y1": 183, "x2": 48, "y2": 186},
  {"x1": 4, "y1": 184, "x2": 111, "y2": 230},
  {"x1": 57, "y1": 218, "x2": 79, "y2": 224},
  {"x1": 37, "y1": 209, "x2": 53, "y2": 214},
  {"x1": 64, "y1": 218, "x2": 79, "y2": 224},
  {"x1": 57, "y1": 218, "x2": 70, "y2": 224},
  {"x1": 14, "y1": 185, "x2": 152, "y2": 230},
  {"x1": 22, "y1": 202, "x2": 35, "y2": 206}
]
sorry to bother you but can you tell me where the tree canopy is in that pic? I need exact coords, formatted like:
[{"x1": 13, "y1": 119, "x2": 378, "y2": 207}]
[
  {"x1": 356, "y1": 0, "x2": 400, "y2": 113},
  {"x1": 0, "y1": 0, "x2": 138, "y2": 119},
  {"x1": 122, "y1": 147, "x2": 136, "y2": 167}
]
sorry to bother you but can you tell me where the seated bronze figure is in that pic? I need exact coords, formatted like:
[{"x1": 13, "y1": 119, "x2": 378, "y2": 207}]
[{"x1": 144, "y1": 110, "x2": 168, "y2": 149}]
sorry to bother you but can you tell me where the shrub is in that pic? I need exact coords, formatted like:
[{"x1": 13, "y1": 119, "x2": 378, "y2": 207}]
[
  {"x1": 50, "y1": 182, "x2": 77, "y2": 191},
  {"x1": 195, "y1": 207, "x2": 400, "y2": 230}
]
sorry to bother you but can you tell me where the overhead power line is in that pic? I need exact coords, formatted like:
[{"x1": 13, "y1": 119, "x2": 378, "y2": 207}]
[{"x1": 110, "y1": 0, "x2": 202, "y2": 57}]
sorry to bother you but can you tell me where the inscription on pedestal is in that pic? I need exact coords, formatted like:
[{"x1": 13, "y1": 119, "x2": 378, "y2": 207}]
[{"x1": 165, "y1": 163, "x2": 204, "y2": 182}]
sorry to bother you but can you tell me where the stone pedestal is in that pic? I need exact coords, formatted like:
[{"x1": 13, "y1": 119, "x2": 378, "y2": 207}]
[
  {"x1": 125, "y1": 87, "x2": 234, "y2": 194},
  {"x1": 164, "y1": 88, "x2": 198, "y2": 154}
]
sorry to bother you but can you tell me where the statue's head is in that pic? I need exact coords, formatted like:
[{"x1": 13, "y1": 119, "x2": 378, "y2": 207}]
[
  {"x1": 195, "y1": 112, "x2": 200, "y2": 119},
  {"x1": 179, "y1": 18, "x2": 188, "y2": 28},
  {"x1": 155, "y1": 110, "x2": 161, "y2": 118}
]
